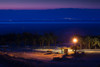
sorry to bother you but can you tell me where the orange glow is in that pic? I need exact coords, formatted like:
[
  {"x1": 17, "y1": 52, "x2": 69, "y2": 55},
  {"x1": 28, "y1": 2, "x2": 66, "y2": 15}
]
[{"x1": 73, "y1": 38, "x2": 78, "y2": 43}]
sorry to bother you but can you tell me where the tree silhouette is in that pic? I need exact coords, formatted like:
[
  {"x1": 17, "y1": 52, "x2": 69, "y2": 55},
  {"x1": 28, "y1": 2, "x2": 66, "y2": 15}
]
[
  {"x1": 39, "y1": 35, "x2": 46, "y2": 47},
  {"x1": 16, "y1": 34, "x2": 22, "y2": 47},
  {"x1": 92, "y1": 37, "x2": 100, "y2": 49},
  {"x1": 85, "y1": 36, "x2": 91, "y2": 49}
]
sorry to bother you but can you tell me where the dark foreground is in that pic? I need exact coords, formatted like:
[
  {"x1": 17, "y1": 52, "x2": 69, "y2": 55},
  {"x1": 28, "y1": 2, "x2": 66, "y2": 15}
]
[
  {"x1": 0, "y1": 53, "x2": 41, "y2": 67},
  {"x1": 0, "y1": 52, "x2": 100, "y2": 67}
]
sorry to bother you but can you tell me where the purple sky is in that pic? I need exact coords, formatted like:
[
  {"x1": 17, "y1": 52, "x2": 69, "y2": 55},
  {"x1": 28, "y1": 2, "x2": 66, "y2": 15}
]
[{"x1": 0, "y1": 0, "x2": 100, "y2": 9}]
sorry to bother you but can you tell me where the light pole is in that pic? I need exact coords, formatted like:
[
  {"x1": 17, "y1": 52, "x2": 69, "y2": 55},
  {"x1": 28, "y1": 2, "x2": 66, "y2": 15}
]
[{"x1": 72, "y1": 38, "x2": 78, "y2": 54}]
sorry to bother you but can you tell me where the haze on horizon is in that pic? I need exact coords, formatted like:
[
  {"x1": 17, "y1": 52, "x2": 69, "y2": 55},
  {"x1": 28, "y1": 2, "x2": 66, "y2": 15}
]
[{"x1": 0, "y1": 0, "x2": 100, "y2": 9}]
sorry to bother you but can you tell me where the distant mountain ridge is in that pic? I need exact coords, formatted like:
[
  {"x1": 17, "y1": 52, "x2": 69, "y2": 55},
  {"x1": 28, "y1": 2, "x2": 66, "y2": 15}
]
[{"x1": 0, "y1": 8, "x2": 100, "y2": 22}]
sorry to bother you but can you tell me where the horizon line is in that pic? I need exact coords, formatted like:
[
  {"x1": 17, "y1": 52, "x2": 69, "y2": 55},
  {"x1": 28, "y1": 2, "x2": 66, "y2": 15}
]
[
  {"x1": 0, "y1": 8, "x2": 100, "y2": 10},
  {"x1": 0, "y1": 22, "x2": 100, "y2": 24}
]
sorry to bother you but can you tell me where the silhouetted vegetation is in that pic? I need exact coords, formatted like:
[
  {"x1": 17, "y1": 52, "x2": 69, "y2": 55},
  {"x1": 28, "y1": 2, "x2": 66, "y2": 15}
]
[
  {"x1": 0, "y1": 33, "x2": 100, "y2": 49},
  {"x1": 71, "y1": 35, "x2": 100, "y2": 49},
  {"x1": 0, "y1": 32, "x2": 58, "y2": 47}
]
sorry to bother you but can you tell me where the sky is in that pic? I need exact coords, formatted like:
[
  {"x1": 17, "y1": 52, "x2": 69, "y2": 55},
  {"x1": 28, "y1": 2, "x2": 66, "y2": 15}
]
[{"x1": 0, "y1": 0, "x2": 100, "y2": 9}]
